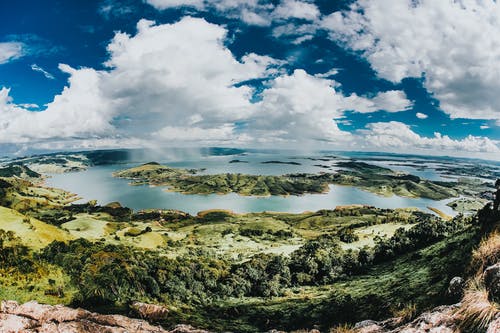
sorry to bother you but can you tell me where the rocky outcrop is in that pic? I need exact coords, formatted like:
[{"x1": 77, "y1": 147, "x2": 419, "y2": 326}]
[
  {"x1": 0, "y1": 300, "x2": 209, "y2": 333},
  {"x1": 354, "y1": 305, "x2": 459, "y2": 333}
]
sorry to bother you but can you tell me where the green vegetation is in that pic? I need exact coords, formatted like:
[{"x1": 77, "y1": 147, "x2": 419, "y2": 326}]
[
  {"x1": 113, "y1": 161, "x2": 491, "y2": 199},
  {"x1": 0, "y1": 162, "x2": 498, "y2": 332},
  {"x1": 113, "y1": 163, "x2": 330, "y2": 196}
]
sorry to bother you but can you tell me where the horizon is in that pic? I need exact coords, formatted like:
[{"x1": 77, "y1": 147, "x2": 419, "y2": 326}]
[{"x1": 3, "y1": 146, "x2": 500, "y2": 164}]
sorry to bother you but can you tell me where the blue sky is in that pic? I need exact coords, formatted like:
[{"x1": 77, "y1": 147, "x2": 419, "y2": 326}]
[{"x1": 0, "y1": 0, "x2": 499, "y2": 159}]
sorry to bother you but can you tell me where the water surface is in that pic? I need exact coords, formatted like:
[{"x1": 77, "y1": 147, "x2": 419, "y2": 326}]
[{"x1": 46, "y1": 161, "x2": 458, "y2": 216}]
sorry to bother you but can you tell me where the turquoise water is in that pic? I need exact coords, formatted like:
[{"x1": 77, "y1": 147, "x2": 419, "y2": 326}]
[{"x1": 45, "y1": 157, "x2": 458, "y2": 216}]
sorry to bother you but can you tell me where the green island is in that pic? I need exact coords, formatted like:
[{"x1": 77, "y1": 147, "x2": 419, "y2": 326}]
[
  {"x1": 1, "y1": 162, "x2": 499, "y2": 332},
  {"x1": 113, "y1": 161, "x2": 491, "y2": 200}
]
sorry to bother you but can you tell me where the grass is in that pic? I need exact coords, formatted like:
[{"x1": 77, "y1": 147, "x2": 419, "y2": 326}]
[
  {"x1": 0, "y1": 265, "x2": 76, "y2": 305},
  {"x1": 455, "y1": 277, "x2": 499, "y2": 332},
  {"x1": 0, "y1": 206, "x2": 73, "y2": 249},
  {"x1": 61, "y1": 214, "x2": 111, "y2": 239},
  {"x1": 453, "y1": 230, "x2": 500, "y2": 331},
  {"x1": 343, "y1": 223, "x2": 414, "y2": 249},
  {"x1": 471, "y1": 231, "x2": 500, "y2": 274},
  {"x1": 328, "y1": 324, "x2": 356, "y2": 333}
]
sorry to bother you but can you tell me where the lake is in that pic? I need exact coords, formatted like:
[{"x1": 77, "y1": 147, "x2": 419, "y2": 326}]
[{"x1": 45, "y1": 153, "x2": 459, "y2": 216}]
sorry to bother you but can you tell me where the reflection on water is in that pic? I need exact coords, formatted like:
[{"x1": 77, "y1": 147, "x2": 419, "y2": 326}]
[{"x1": 46, "y1": 163, "x2": 458, "y2": 216}]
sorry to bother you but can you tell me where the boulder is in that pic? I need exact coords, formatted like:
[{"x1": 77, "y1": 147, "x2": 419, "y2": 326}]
[
  {"x1": 487, "y1": 315, "x2": 500, "y2": 333},
  {"x1": 0, "y1": 300, "x2": 174, "y2": 333},
  {"x1": 447, "y1": 276, "x2": 465, "y2": 300},
  {"x1": 484, "y1": 263, "x2": 500, "y2": 301},
  {"x1": 0, "y1": 313, "x2": 38, "y2": 332}
]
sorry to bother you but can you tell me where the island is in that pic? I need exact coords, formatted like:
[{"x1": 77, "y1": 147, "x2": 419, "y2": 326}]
[{"x1": 112, "y1": 161, "x2": 491, "y2": 200}]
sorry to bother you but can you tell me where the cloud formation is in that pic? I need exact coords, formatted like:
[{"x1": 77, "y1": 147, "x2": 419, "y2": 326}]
[
  {"x1": 31, "y1": 64, "x2": 55, "y2": 79},
  {"x1": 322, "y1": 0, "x2": 500, "y2": 122},
  {"x1": 145, "y1": 0, "x2": 321, "y2": 26},
  {"x1": 361, "y1": 121, "x2": 499, "y2": 154},
  {"x1": 0, "y1": 17, "x2": 277, "y2": 144},
  {"x1": 1, "y1": 15, "x2": 496, "y2": 158},
  {"x1": 0, "y1": 42, "x2": 24, "y2": 64}
]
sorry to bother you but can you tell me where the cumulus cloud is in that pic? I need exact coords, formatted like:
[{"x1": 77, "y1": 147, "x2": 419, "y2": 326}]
[
  {"x1": 0, "y1": 17, "x2": 278, "y2": 144},
  {"x1": 416, "y1": 112, "x2": 428, "y2": 119},
  {"x1": 322, "y1": 0, "x2": 500, "y2": 122},
  {"x1": 31, "y1": 64, "x2": 55, "y2": 79},
  {"x1": 0, "y1": 16, "x2": 413, "y2": 149},
  {"x1": 0, "y1": 42, "x2": 24, "y2": 64},
  {"x1": 0, "y1": 64, "x2": 114, "y2": 143},
  {"x1": 249, "y1": 70, "x2": 412, "y2": 143},
  {"x1": 2, "y1": 15, "x2": 494, "y2": 158},
  {"x1": 342, "y1": 90, "x2": 413, "y2": 113},
  {"x1": 361, "y1": 121, "x2": 499, "y2": 154},
  {"x1": 272, "y1": 0, "x2": 320, "y2": 21}
]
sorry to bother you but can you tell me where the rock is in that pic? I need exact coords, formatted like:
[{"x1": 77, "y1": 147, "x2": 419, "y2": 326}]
[
  {"x1": 169, "y1": 324, "x2": 211, "y2": 333},
  {"x1": 487, "y1": 316, "x2": 500, "y2": 333},
  {"x1": 0, "y1": 300, "x2": 180, "y2": 333},
  {"x1": 447, "y1": 276, "x2": 465, "y2": 300},
  {"x1": 352, "y1": 305, "x2": 459, "y2": 333},
  {"x1": 0, "y1": 313, "x2": 38, "y2": 332},
  {"x1": 131, "y1": 301, "x2": 169, "y2": 321},
  {"x1": 484, "y1": 263, "x2": 500, "y2": 301},
  {"x1": 354, "y1": 320, "x2": 380, "y2": 329}
]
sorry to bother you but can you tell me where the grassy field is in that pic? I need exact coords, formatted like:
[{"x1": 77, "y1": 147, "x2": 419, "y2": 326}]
[{"x1": 0, "y1": 206, "x2": 73, "y2": 249}]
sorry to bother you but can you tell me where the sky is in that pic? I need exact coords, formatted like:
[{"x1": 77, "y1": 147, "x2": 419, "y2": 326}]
[{"x1": 0, "y1": 0, "x2": 499, "y2": 160}]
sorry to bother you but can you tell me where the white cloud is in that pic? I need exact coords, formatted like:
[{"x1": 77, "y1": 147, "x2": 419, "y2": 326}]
[
  {"x1": 99, "y1": 0, "x2": 135, "y2": 19},
  {"x1": 240, "y1": 8, "x2": 270, "y2": 26},
  {"x1": 0, "y1": 42, "x2": 24, "y2": 64},
  {"x1": 0, "y1": 15, "x2": 411, "y2": 149},
  {"x1": 0, "y1": 17, "x2": 278, "y2": 144},
  {"x1": 250, "y1": 70, "x2": 411, "y2": 143},
  {"x1": 154, "y1": 124, "x2": 245, "y2": 144},
  {"x1": 272, "y1": 0, "x2": 320, "y2": 21},
  {"x1": 322, "y1": 0, "x2": 500, "y2": 122},
  {"x1": 416, "y1": 112, "x2": 428, "y2": 119},
  {"x1": 272, "y1": 22, "x2": 318, "y2": 44},
  {"x1": 252, "y1": 69, "x2": 349, "y2": 142},
  {"x1": 145, "y1": 0, "x2": 205, "y2": 10},
  {"x1": 145, "y1": 0, "x2": 320, "y2": 26},
  {"x1": 342, "y1": 90, "x2": 413, "y2": 113},
  {"x1": 361, "y1": 121, "x2": 499, "y2": 154},
  {"x1": 31, "y1": 64, "x2": 55, "y2": 79},
  {"x1": 315, "y1": 68, "x2": 340, "y2": 78},
  {"x1": 4, "y1": 16, "x2": 491, "y2": 158}
]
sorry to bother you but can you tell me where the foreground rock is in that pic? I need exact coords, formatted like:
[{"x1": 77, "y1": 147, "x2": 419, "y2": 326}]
[
  {"x1": 484, "y1": 263, "x2": 500, "y2": 301},
  {"x1": 0, "y1": 300, "x2": 209, "y2": 333},
  {"x1": 354, "y1": 305, "x2": 459, "y2": 333}
]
